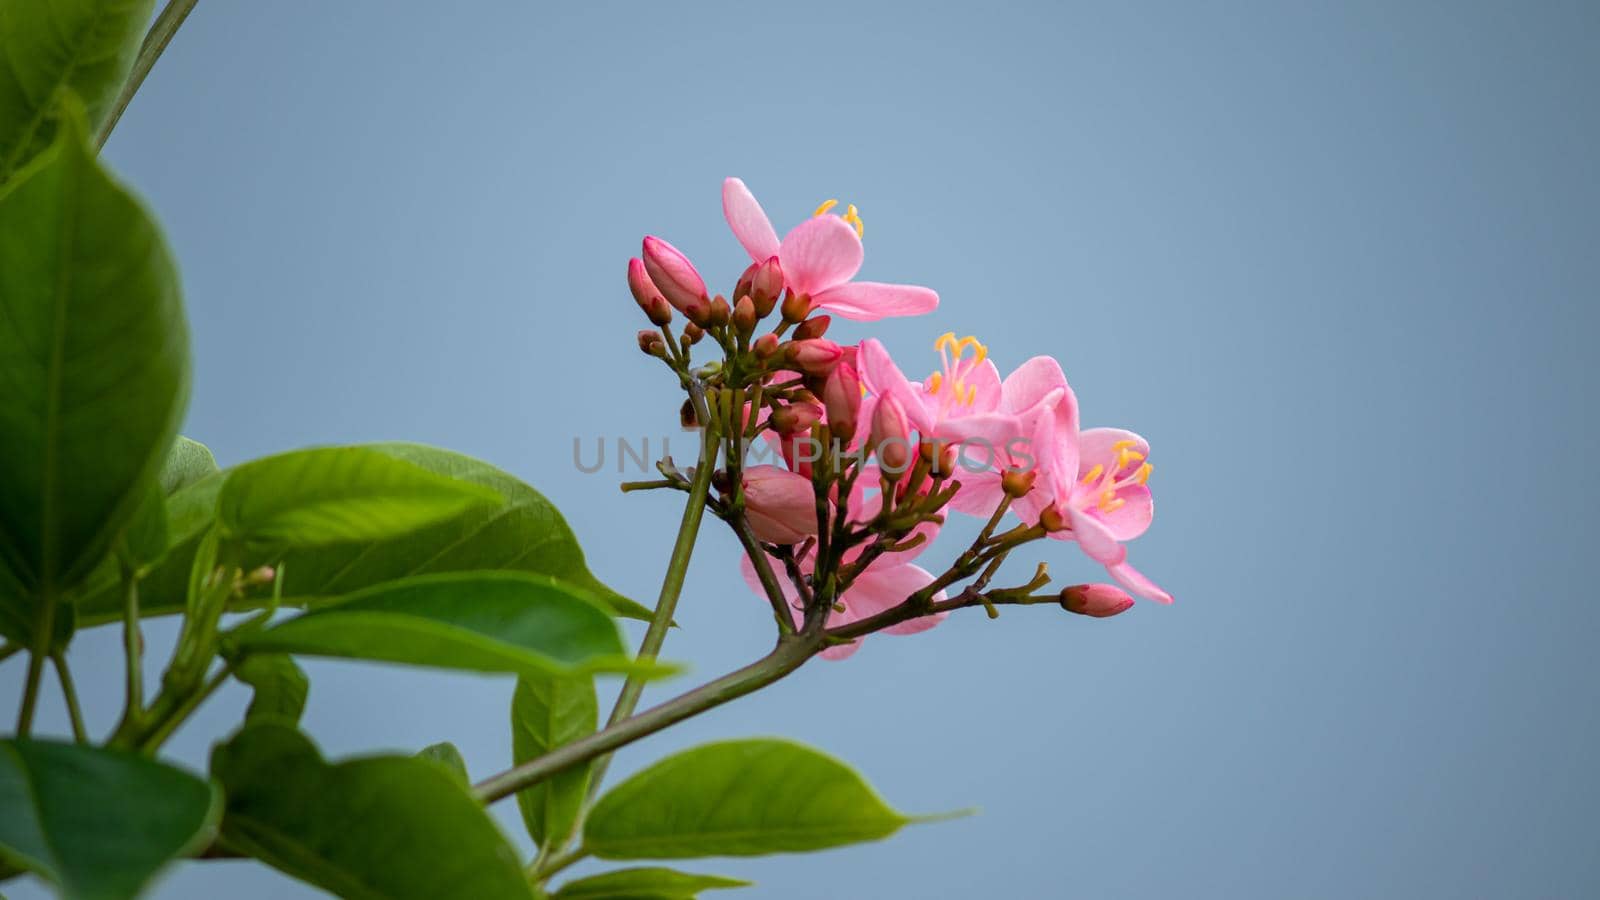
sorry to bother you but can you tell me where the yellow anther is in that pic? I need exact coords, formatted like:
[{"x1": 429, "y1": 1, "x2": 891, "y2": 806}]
[
  {"x1": 1116, "y1": 447, "x2": 1145, "y2": 469},
  {"x1": 1081, "y1": 464, "x2": 1104, "y2": 485},
  {"x1": 843, "y1": 203, "x2": 865, "y2": 238},
  {"x1": 963, "y1": 383, "x2": 977, "y2": 405},
  {"x1": 935, "y1": 332, "x2": 958, "y2": 354},
  {"x1": 928, "y1": 372, "x2": 943, "y2": 393},
  {"x1": 1098, "y1": 490, "x2": 1124, "y2": 513},
  {"x1": 813, "y1": 199, "x2": 839, "y2": 217},
  {"x1": 1111, "y1": 439, "x2": 1138, "y2": 452},
  {"x1": 1136, "y1": 463, "x2": 1153, "y2": 486}
]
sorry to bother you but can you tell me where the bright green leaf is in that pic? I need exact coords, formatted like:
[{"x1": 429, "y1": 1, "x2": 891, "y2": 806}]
[
  {"x1": 585, "y1": 739, "x2": 913, "y2": 859},
  {"x1": 552, "y1": 867, "x2": 750, "y2": 900},
  {"x1": 0, "y1": 0, "x2": 156, "y2": 182},
  {"x1": 234, "y1": 572, "x2": 673, "y2": 679},
  {"x1": 417, "y1": 742, "x2": 469, "y2": 784},
  {"x1": 512, "y1": 672, "x2": 597, "y2": 849},
  {"x1": 0, "y1": 98, "x2": 188, "y2": 634},
  {"x1": 232, "y1": 654, "x2": 308, "y2": 725},
  {"x1": 0, "y1": 739, "x2": 218, "y2": 900},
  {"x1": 158, "y1": 436, "x2": 218, "y2": 495},
  {"x1": 217, "y1": 446, "x2": 502, "y2": 548},
  {"x1": 210, "y1": 723, "x2": 534, "y2": 900}
]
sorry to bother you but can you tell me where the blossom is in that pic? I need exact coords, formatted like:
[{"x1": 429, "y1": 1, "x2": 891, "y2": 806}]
[
  {"x1": 721, "y1": 178, "x2": 938, "y2": 321},
  {"x1": 741, "y1": 551, "x2": 947, "y2": 660},
  {"x1": 740, "y1": 465, "x2": 817, "y2": 544}
]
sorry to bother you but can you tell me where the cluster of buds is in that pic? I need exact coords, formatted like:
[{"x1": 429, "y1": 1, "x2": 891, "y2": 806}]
[{"x1": 623, "y1": 178, "x2": 1170, "y2": 658}]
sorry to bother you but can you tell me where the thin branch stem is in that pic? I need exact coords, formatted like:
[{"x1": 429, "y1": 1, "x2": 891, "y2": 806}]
[
  {"x1": 136, "y1": 664, "x2": 231, "y2": 753},
  {"x1": 827, "y1": 590, "x2": 1060, "y2": 641},
  {"x1": 51, "y1": 653, "x2": 88, "y2": 743},
  {"x1": 472, "y1": 632, "x2": 819, "y2": 804},
  {"x1": 120, "y1": 556, "x2": 145, "y2": 726},
  {"x1": 97, "y1": 0, "x2": 201, "y2": 147},
  {"x1": 15, "y1": 591, "x2": 57, "y2": 736},
  {"x1": 532, "y1": 845, "x2": 587, "y2": 881}
]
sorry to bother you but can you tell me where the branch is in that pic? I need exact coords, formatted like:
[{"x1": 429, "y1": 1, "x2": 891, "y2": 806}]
[{"x1": 98, "y1": 0, "x2": 201, "y2": 147}]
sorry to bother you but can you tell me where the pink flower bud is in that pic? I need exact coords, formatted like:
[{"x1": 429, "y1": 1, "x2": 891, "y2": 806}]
[
  {"x1": 769, "y1": 401, "x2": 821, "y2": 435},
  {"x1": 786, "y1": 338, "x2": 843, "y2": 377},
  {"x1": 641, "y1": 236, "x2": 708, "y2": 313},
  {"x1": 734, "y1": 261, "x2": 759, "y2": 308},
  {"x1": 753, "y1": 333, "x2": 780, "y2": 359},
  {"x1": 792, "y1": 315, "x2": 831, "y2": 341},
  {"x1": 740, "y1": 465, "x2": 818, "y2": 545},
  {"x1": 627, "y1": 257, "x2": 665, "y2": 312},
  {"x1": 751, "y1": 256, "x2": 784, "y2": 316},
  {"x1": 871, "y1": 395, "x2": 913, "y2": 472},
  {"x1": 1060, "y1": 583, "x2": 1136, "y2": 618},
  {"x1": 821, "y1": 364, "x2": 861, "y2": 444}
]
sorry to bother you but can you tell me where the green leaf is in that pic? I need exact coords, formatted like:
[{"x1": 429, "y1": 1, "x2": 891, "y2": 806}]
[
  {"x1": 233, "y1": 572, "x2": 673, "y2": 679},
  {"x1": 0, "y1": 98, "x2": 188, "y2": 631},
  {"x1": 210, "y1": 723, "x2": 535, "y2": 900},
  {"x1": 584, "y1": 739, "x2": 913, "y2": 859},
  {"x1": 120, "y1": 483, "x2": 169, "y2": 568},
  {"x1": 0, "y1": 739, "x2": 218, "y2": 900},
  {"x1": 0, "y1": 0, "x2": 156, "y2": 182},
  {"x1": 552, "y1": 868, "x2": 750, "y2": 900},
  {"x1": 417, "y1": 742, "x2": 469, "y2": 784},
  {"x1": 74, "y1": 444, "x2": 649, "y2": 627},
  {"x1": 512, "y1": 672, "x2": 597, "y2": 849},
  {"x1": 158, "y1": 436, "x2": 218, "y2": 495},
  {"x1": 232, "y1": 654, "x2": 308, "y2": 725},
  {"x1": 218, "y1": 446, "x2": 502, "y2": 548}
]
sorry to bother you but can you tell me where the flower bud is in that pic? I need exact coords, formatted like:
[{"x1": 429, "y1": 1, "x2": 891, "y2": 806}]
[
  {"x1": 1060, "y1": 583, "x2": 1135, "y2": 618},
  {"x1": 683, "y1": 322, "x2": 705, "y2": 344},
  {"x1": 242, "y1": 566, "x2": 277, "y2": 588},
  {"x1": 792, "y1": 315, "x2": 831, "y2": 341},
  {"x1": 733, "y1": 295, "x2": 758, "y2": 336},
  {"x1": 781, "y1": 291, "x2": 812, "y2": 323},
  {"x1": 786, "y1": 338, "x2": 843, "y2": 377},
  {"x1": 1001, "y1": 468, "x2": 1037, "y2": 498},
  {"x1": 637, "y1": 329, "x2": 666, "y2": 357},
  {"x1": 643, "y1": 295, "x2": 673, "y2": 326},
  {"x1": 751, "y1": 256, "x2": 784, "y2": 316},
  {"x1": 628, "y1": 257, "x2": 666, "y2": 313},
  {"x1": 733, "y1": 261, "x2": 760, "y2": 309},
  {"x1": 769, "y1": 401, "x2": 821, "y2": 435},
  {"x1": 740, "y1": 466, "x2": 818, "y2": 544},
  {"x1": 1038, "y1": 504, "x2": 1069, "y2": 533},
  {"x1": 821, "y1": 365, "x2": 861, "y2": 444},
  {"x1": 708, "y1": 294, "x2": 732, "y2": 327},
  {"x1": 679, "y1": 398, "x2": 698, "y2": 428},
  {"x1": 871, "y1": 395, "x2": 913, "y2": 472},
  {"x1": 919, "y1": 438, "x2": 958, "y2": 476},
  {"x1": 642, "y1": 236, "x2": 709, "y2": 313},
  {"x1": 753, "y1": 333, "x2": 780, "y2": 359}
]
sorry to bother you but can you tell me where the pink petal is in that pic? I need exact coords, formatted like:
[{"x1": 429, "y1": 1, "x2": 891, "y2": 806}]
[
  {"x1": 739, "y1": 553, "x2": 803, "y2": 629},
  {"x1": 947, "y1": 469, "x2": 1005, "y2": 516},
  {"x1": 846, "y1": 563, "x2": 949, "y2": 636},
  {"x1": 779, "y1": 215, "x2": 863, "y2": 297},
  {"x1": 1066, "y1": 505, "x2": 1127, "y2": 566},
  {"x1": 722, "y1": 178, "x2": 780, "y2": 262},
  {"x1": 1098, "y1": 485, "x2": 1153, "y2": 542},
  {"x1": 1077, "y1": 427, "x2": 1149, "y2": 478},
  {"x1": 857, "y1": 339, "x2": 934, "y2": 434},
  {"x1": 963, "y1": 359, "x2": 1003, "y2": 413},
  {"x1": 1108, "y1": 560, "x2": 1173, "y2": 605},
  {"x1": 741, "y1": 465, "x2": 819, "y2": 544},
  {"x1": 811, "y1": 281, "x2": 938, "y2": 321},
  {"x1": 820, "y1": 641, "x2": 862, "y2": 661}
]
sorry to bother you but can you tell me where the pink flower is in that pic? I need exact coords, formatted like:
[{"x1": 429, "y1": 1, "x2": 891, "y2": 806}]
[
  {"x1": 721, "y1": 178, "x2": 938, "y2": 321},
  {"x1": 740, "y1": 465, "x2": 816, "y2": 544},
  {"x1": 1037, "y1": 427, "x2": 1172, "y2": 605}
]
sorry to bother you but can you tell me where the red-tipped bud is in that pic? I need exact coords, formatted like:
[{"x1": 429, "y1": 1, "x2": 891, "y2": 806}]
[
  {"x1": 769, "y1": 401, "x2": 822, "y2": 435},
  {"x1": 1038, "y1": 504, "x2": 1069, "y2": 533},
  {"x1": 751, "y1": 256, "x2": 785, "y2": 316},
  {"x1": 739, "y1": 465, "x2": 818, "y2": 544},
  {"x1": 821, "y1": 365, "x2": 861, "y2": 444},
  {"x1": 734, "y1": 261, "x2": 760, "y2": 309},
  {"x1": 871, "y1": 395, "x2": 913, "y2": 472},
  {"x1": 642, "y1": 236, "x2": 709, "y2": 313},
  {"x1": 1001, "y1": 468, "x2": 1038, "y2": 498},
  {"x1": 683, "y1": 300, "x2": 712, "y2": 328},
  {"x1": 733, "y1": 295, "x2": 757, "y2": 336},
  {"x1": 644, "y1": 295, "x2": 673, "y2": 326},
  {"x1": 792, "y1": 315, "x2": 831, "y2": 341},
  {"x1": 781, "y1": 291, "x2": 812, "y2": 323},
  {"x1": 753, "y1": 333, "x2": 780, "y2": 360},
  {"x1": 707, "y1": 294, "x2": 732, "y2": 327},
  {"x1": 627, "y1": 257, "x2": 666, "y2": 313},
  {"x1": 683, "y1": 322, "x2": 705, "y2": 344},
  {"x1": 637, "y1": 329, "x2": 666, "y2": 357},
  {"x1": 786, "y1": 338, "x2": 843, "y2": 377},
  {"x1": 1060, "y1": 584, "x2": 1136, "y2": 618}
]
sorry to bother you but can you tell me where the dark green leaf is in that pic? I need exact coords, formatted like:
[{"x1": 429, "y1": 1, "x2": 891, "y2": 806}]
[
  {"x1": 234, "y1": 572, "x2": 672, "y2": 679},
  {"x1": 512, "y1": 672, "x2": 596, "y2": 849},
  {"x1": 0, "y1": 0, "x2": 156, "y2": 182},
  {"x1": 210, "y1": 723, "x2": 534, "y2": 900},
  {"x1": 0, "y1": 98, "x2": 188, "y2": 628},
  {"x1": 417, "y1": 742, "x2": 469, "y2": 784},
  {"x1": 119, "y1": 483, "x2": 169, "y2": 568},
  {"x1": 0, "y1": 739, "x2": 218, "y2": 900},
  {"x1": 158, "y1": 436, "x2": 218, "y2": 495},
  {"x1": 584, "y1": 739, "x2": 913, "y2": 859},
  {"x1": 217, "y1": 446, "x2": 501, "y2": 548},
  {"x1": 74, "y1": 444, "x2": 649, "y2": 627},
  {"x1": 232, "y1": 654, "x2": 308, "y2": 725},
  {"x1": 552, "y1": 868, "x2": 750, "y2": 900}
]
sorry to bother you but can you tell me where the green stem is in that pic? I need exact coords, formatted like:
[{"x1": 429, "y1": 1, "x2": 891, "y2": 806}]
[
  {"x1": 15, "y1": 591, "x2": 57, "y2": 736},
  {"x1": 473, "y1": 632, "x2": 819, "y2": 805},
  {"x1": 532, "y1": 845, "x2": 587, "y2": 881},
  {"x1": 51, "y1": 653, "x2": 88, "y2": 743},
  {"x1": 120, "y1": 557, "x2": 145, "y2": 726},
  {"x1": 97, "y1": 0, "x2": 201, "y2": 147},
  {"x1": 136, "y1": 664, "x2": 231, "y2": 753},
  {"x1": 582, "y1": 419, "x2": 720, "y2": 799}
]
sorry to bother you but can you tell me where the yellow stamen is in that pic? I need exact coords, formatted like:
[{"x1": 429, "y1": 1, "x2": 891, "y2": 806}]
[
  {"x1": 928, "y1": 372, "x2": 943, "y2": 393},
  {"x1": 843, "y1": 203, "x2": 865, "y2": 238},
  {"x1": 935, "y1": 332, "x2": 958, "y2": 354},
  {"x1": 1081, "y1": 464, "x2": 1104, "y2": 485},
  {"x1": 963, "y1": 383, "x2": 977, "y2": 405},
  {"x1": 813, "y1": 199, "x2": 839, "y2": 217},
  {"x1": 1136, "y1": 463, "x2": 1153, "y2": 485},
  {"x1": 1098, "y1": 490, "x2": 1124, "y2": 513}
]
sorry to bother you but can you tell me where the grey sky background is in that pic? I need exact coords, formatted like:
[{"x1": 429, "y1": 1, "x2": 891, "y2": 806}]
[{"x1": 3, "y1": 1, "x2": 1597, "y2": 897}]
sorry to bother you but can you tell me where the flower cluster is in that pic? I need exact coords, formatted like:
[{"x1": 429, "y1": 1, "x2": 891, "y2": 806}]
[{"x1": 627, "y1": 178, "x2": 1170, "y2": 659}]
